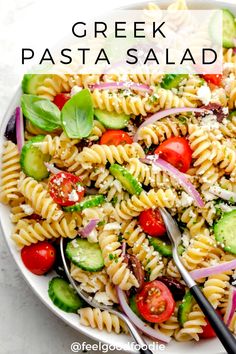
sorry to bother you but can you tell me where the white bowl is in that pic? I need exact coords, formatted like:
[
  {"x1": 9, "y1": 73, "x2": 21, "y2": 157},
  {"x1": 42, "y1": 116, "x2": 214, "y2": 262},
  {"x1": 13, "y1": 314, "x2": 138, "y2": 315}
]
[{"x1": 1, "y1": 1, "x2": 235, "y2": 353}]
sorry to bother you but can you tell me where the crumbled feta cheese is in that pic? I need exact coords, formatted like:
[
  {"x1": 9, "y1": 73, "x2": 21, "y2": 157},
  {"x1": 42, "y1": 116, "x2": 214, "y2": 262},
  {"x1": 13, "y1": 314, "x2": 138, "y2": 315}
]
[
  {"x1": 209, "y1": 258, "x2": 218, "y2": 266},
  {"x1": 77, "y1": 184, "x2": 84, "y2": 193},
  {"x1": 217, "y1": 203, "x2": 236, "y2": 213},
  {"x1": 104, "y1": 222, "x2": 121, "y2": 231},
  {"x1": 68, "y1": 189, "x2": 79, "y2": 202},
  {"x1": 222, "y1": 107, "x2": 229, "y2": 115},
  {"x1": 87, "y1": 229, "x2": 98, "y2": 243},
  {"x1": 189, "y1": 209, "x2": 196, "y2": 218},
  {"x1": 197, "y1": 85, "x2": 211, "y2": 105},
  {"x1": 182, "y1": 232, "x2": 190, "y2": 248},
  {"x1": 71, "y1": 239, "x2": 79, "y2": 248},
  {"x1": 21, "y1": 204, "x2": 34, "y2": 215},
  {"x1": 180, "y1": 192, "x2": 193, "y2": 207},
  {"x1": 200, "y1": 114, "x2": 219, "y2": 130},
  {"x1": 71, "y1": 85, "x2": 82, "y2": 96},
  {"x1": 94, "y1": 292, "x2": 113, "y2": 306}
]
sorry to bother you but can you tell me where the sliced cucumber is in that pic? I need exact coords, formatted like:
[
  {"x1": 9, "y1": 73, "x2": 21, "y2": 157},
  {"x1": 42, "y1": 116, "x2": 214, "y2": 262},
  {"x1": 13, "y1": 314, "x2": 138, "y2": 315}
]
[
  {"x1": 130, "y1": 294, "x2": 143, "y2": 319},
  {"x1": 63, "y1": 195, "x2": 105, "y2": 212},
  {"x1": 22, "y1": 74, "x2": 49, "y2": 94},
  {"x1": 109, "y1": 164, "x2": 143, "y2": 195},
  {"x1": 94, "y1": 109, "x2": 130, "y2": 129},
  {"x1": 214, "y1": 210, "x2": 236, "y2": 254},
  {"x1": 222, "y1": 9, "x2": 236, "y2": 48},
  {"x1": 66, "y1": 238, "x2": 104, "y2": 272},
  {"x1": 20, "y1": 135, "x2": 50, "y2": 180},
  {"x1": 161, "y1": 74, "x2": 188, "y2": 90},
  {"x1": 48, "y1": 277, "x2": 84, "y2": 313},
  {"x1": 178, "y1": 291, "x2": 195, "y2": 326},
  {"x1": 149, "y1": 237, "x2": 184, "y2": 257}
]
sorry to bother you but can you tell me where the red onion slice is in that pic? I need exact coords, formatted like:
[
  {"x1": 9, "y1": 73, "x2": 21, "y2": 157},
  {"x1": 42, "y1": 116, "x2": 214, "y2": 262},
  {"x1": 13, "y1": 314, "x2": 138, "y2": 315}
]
[
  {"x1": 15, "y1": 107, "x2": 24, "y2": 152},
  {"x1": 44, "y1": 162, "x2": 62, "y2": 175},
  {"x1": 190, "y1": 260, "x2": 236, "y2": 280},
  {"x1": 141, "y1": 156, "x2": 204, "y2": 208},
  {"x1": 134, "y1": 107, "x2": 206, "y2": 142},
  {"x1": 121, "y1": 242, "x2": 126, "y2": 256},
  {"x1": 224, "y1": 286, "x2": 236, "y2": 327},
  {"x1": 209, "y1": 186, "x2": 236, "y2": 203},
  {"x1": 79, "y1": 219, "x2": 99, "y2": 238},
  {"x1": 116, "y1": 286, "x2": 171, "y2": 343},
  {"x1": 89, "y1": 81, "x2": 152, "y2": 94}
]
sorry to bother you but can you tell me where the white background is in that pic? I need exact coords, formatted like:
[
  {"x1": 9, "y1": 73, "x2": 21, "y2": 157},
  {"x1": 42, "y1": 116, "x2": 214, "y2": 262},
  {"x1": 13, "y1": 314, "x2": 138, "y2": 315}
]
[{"x1": 0, "y1": 1, "x2": 146, "y2": 354}]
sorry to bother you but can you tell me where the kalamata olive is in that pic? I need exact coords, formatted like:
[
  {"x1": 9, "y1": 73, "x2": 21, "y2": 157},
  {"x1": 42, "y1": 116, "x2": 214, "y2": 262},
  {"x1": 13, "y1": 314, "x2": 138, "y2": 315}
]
[
  {"x1": 158, "y1": 276, "x2": 185, "y2": 301},
  {"x1": 123, "y1": 254, "x2": 145, "y2": 290},
  {"x1": 4, "y1": 110, "x2": 17, "y2": 144}
]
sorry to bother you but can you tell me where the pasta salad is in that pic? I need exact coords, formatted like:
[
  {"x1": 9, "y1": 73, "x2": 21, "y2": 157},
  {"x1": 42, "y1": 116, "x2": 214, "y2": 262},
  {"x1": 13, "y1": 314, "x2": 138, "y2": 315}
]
[{"x1": 1, "y1": 0, "x2": 236, "y2": 345}]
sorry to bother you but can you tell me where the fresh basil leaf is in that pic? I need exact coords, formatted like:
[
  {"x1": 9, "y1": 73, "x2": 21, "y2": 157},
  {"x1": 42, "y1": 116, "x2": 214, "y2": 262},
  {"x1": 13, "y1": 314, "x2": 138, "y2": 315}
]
[
  {"x1": 21, "y1": 94, "x2": 61, "y2": 132},
  {"x1": 61, "y1": 89, "x2": 94, "y2": 139}
]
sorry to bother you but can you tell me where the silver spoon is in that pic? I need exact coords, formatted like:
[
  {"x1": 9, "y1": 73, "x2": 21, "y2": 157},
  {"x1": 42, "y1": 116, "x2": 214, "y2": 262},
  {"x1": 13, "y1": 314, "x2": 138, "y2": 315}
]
[
  {"x1": 159, "y1": 207, "x2": 236, "y2": 354},
  {"x1": 59, "y1": 237, "x2": 153, "y2": 354}
]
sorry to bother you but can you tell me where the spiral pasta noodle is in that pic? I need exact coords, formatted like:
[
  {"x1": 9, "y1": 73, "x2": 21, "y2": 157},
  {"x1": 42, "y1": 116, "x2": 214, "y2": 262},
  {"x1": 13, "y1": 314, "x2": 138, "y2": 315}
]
[
  {"x1": 77, "y1": 143, "x2": 145, "y2": 166},
  {"x1": 121, "y1": 220, "x2": 164, "y2": 280},
  {"x1": 137, "y1": 118, "x2": 188, "y2": 147},
  {"x1": 78, "y1": 308, "x2": 128, "y2": 334},
  {"x1": 126, "y1": 158, "x2": 180, "y2": 189},
  {"x1": 98, "y1": 229, "x2": 139, "y2": 290},
  {"x1": 112, "y1": 189, "x2": 175, "y2": 221},
  {"x1": 12, "y1": 214, "x2": 78, "y2": 248},
  {"x1": 70, "y1": 264, "x2": 108, "y2": 293},
  {"x1": 181, "y1": 230, "x2": 215, "y2": 270},
  {"x1": 0, "y1": 141, "x2": 22, "y2": 204},
  {"x1": 18, "y1": 175, "x2": 63, "y2": 221}
]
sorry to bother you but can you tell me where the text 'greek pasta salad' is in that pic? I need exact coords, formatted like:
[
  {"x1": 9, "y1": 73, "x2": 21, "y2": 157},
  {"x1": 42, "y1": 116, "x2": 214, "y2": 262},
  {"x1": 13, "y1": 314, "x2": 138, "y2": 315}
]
[{"x1": 1, "y1": 0, "x2": 236, "y2": 345}]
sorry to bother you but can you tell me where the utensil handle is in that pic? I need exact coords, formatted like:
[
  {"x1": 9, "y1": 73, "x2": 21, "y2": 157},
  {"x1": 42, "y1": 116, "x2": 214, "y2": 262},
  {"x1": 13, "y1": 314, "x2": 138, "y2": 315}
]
[
  {"x1": 190, "y1": 285, "x2": 236, "y2": 354},
  {"x1": 139, "y1": 349, "x2": 153, "y2": 354}
]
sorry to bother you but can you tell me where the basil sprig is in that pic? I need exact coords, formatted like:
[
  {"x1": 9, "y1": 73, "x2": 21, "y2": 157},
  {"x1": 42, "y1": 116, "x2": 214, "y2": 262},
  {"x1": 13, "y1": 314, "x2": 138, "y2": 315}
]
[
  {"x1": 21, "y1": 94, "x2": 61, "y2": 132},
  {"x1": 61, "y1": 89, "x2": 94, "y2": 139},
  {"x1": 21, "y1": 89, "x2": 94, "y2": 138}
]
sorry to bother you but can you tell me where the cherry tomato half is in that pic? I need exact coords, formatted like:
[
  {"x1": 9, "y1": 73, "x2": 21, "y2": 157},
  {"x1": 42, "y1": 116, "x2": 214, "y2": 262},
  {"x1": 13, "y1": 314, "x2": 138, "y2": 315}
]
[
  {"x1": 53, "y1": 93, "x2": 70, "y2": 110},
  {"x1": 21, "y1": 241, "x2": 56, "y2": 275},
  {"x1": 139, "y1": 209, "x2": 166, "y2": 237},
  {"x1": 154, "y1": 137, "x2": 192, "y2": 173},
  {"x1": 200, "y1": 310, "x2": 222, "y2": 339},
  {"x1": 136, "y1": 280, "x2": 175, "y2": 323},
  {"x1": 201, "y1": 74, "x2": 222, "y2": 87},
  {"x1": 49, "y1": 172, "x2": 85, "y2": 207},
  {"x1": 100, "y1": 130, "x2": 133, "y2": 146}
]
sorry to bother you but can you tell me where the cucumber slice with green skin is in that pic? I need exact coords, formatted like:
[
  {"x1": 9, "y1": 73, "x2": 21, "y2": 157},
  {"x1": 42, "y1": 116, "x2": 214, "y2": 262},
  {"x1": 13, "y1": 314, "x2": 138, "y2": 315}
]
[
  {"x1": 109, "y1": 164, "x2": 143, "y2": 195},
  {"x1": 22, "y1": 74, "x2": 50, "y2": 94},
  {"x1": 63, "y1": 195, "x2": 105, "y2": 212},
  {"x1": 48, "y1": 277, "x2": 84, "y2": 313},
  {"x1": 214, "y1": 210, "x2": 236, "y2": 254},
  {"x1": 20, "y1": 135, "x2": 50, "y2": 181},
  {"x1": 161, "y1": 74, "x2": 188, "y2": 90},
  {"x1": 178, "y1": 291, "x2": 195, "y2": 326},
  {"x1": 149, "y1": 237, "x2": 184, "y2": 257},
  {"x1": 130, "y1": 294, "x2": 143, "y2": 319},
  {"x1": 66, "y1": 238, "x2": 104, "y2": 272},
  {"x1": 222, "y1": 9, "x2": 236, "y2": 48},
  {"x1": 94, "y1": 109, "x2": 130, "y2": 129}
]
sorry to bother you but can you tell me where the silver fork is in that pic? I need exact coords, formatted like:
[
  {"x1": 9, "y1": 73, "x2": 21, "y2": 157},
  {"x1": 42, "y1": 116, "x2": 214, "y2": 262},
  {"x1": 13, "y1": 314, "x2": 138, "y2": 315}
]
[
  {"x1": 159, "y1": 208, "x2": 236, "y2": 354},
  {"x1": 59, "y1": 238, "x2": 153, "y2": 354}
]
